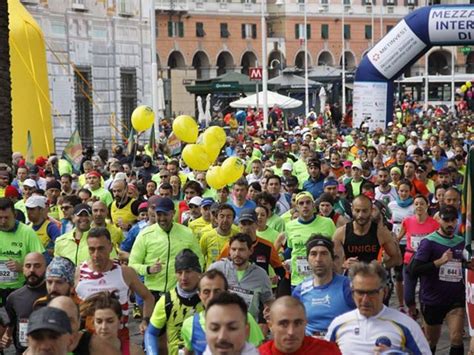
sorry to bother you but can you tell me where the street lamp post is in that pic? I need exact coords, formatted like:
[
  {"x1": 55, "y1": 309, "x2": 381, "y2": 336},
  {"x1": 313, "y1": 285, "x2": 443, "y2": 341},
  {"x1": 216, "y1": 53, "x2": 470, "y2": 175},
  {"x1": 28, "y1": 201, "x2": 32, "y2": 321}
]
[
  {"x1": 304, "y1": 0, "x2": 309, "y2": 116},
  {"x1": 150, "y1": 1, "x2": 159, "y2": 133},
  {"x1": 342, "y1": 2, "x2": 346, "y2": 116},
  {"x1": 261, "y1": 0, "x2": 269, "y2": 129}
]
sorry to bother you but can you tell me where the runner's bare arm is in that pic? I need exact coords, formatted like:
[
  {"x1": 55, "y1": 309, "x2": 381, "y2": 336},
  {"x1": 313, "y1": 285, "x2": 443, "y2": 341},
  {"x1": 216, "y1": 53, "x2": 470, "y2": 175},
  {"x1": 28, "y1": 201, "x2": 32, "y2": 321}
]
[
  {"x1": 333, "y1": 226, "x2": 346, "y2": 273},
  {"x1": 378, "y1": 224, "x2": 402, "y2": 268},
  {"x1": 396, "y1": 225, "x2": 406, "y2": 242},
  {"x1": 122, "y1": 265, "x2": 155, "y2": 333}
]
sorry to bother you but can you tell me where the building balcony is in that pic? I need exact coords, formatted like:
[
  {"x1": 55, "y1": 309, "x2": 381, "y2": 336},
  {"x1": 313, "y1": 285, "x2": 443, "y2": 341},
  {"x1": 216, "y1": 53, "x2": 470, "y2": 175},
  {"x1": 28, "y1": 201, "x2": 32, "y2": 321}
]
[
  {"x1": 155, "y1": 0, "x2": 261, "y2": 15},
  {"x1": 268, "y1": 2, "x2": 412, "y2": 18}
]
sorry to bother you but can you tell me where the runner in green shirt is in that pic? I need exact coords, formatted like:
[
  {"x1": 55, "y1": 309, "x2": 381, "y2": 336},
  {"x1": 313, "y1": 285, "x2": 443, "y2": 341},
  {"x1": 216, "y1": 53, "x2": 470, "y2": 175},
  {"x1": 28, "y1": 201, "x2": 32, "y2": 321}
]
[
  {"x1": 286, "y1": 192, "x2": 336, "y2": 287},
  {"x1": 0, "y1": 198, "x2": 44, "y2": 302}
]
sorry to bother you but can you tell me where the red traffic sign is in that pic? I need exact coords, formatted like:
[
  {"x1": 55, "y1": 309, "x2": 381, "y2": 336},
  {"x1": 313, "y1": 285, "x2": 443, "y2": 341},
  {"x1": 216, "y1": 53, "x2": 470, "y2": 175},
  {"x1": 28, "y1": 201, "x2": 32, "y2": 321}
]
[{"x1": 249, "y1": 67, "x2": 262, "y2": 80}]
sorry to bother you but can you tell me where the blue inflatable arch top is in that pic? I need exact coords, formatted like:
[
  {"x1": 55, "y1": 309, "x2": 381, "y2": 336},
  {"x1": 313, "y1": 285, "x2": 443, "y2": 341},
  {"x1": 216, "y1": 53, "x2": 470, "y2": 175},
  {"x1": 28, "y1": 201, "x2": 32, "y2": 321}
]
[{"x1": 353, "y1": 5, "x2": 474, "y2": 129}]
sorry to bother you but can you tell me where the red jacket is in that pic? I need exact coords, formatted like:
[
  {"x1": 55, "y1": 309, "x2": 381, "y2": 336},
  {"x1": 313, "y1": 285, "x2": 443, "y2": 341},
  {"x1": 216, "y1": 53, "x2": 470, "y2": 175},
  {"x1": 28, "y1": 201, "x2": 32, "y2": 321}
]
[{"x1": 259, "y1": 336, "x2": 341, "y2": 355}]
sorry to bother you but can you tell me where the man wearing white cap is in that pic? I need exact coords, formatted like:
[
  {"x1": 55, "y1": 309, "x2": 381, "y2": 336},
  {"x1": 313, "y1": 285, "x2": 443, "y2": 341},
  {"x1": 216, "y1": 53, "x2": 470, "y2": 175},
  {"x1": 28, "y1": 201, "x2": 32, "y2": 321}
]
[
  {"x1": 26, "y1": 196, "x2": 60, "y2": 262},
  {"x1": 182, "y1": 196, "x2": 203, "y2": 226},
  {"x1": 281, "y1": 162, "x2": 293, "y2": 186},
  {"x1": 406, "y1": 131, "x2": 421, "y2": 156},
  {"x1": 14, "y1": 179, "x2": 37, "y2": 220}
]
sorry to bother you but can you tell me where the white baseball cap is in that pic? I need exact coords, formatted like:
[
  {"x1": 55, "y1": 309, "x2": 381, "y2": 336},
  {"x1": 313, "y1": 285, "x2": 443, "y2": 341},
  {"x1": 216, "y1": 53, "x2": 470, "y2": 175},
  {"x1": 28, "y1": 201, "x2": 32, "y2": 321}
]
[
  {"x1": 282, "y1": 162, "x2": 293, "y2": 171},
  {"x1": 25, "y1": 195, "x2": 47, "y2": 209},
  {"x1": 189, "y1": 196, "x2": 203, "y2": 207},
  {"x1": 23, "y1": 179, "x2": 37, "y2": 188}
]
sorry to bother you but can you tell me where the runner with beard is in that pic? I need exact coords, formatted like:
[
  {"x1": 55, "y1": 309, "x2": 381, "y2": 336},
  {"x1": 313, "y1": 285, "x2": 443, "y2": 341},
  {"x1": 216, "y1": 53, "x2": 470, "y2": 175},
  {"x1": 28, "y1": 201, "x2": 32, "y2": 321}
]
[
  {"x1": 208, "y1": 233, "x2": 273, "y2": 321},
  {"x1": 2, "y1": 252, "x2": 47, "y2": 354},
  {"x1": 33, "y1": 256, "x2": 76, "y2": 308},
  {"x1": 410, "y1": 205, "x2": 467, "y2": 355},
  {"x1": 333, "y1": 194, "x2": 401, "y2": 273}
]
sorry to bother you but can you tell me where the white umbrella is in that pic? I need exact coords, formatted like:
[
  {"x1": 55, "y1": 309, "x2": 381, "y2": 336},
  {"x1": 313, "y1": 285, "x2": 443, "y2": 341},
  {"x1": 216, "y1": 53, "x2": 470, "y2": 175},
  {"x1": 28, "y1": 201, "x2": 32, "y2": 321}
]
[
  {"x1": 319, "y1": 86, "x2": 327, "y2": 114},
  {"x1": 204, "y1": 93, "x2": 212, "y2": 127},
  {"x1": 197, "y1": 96, "x2": 206, "y2": 125},
  {"x1": 157, "y1": 78, "x2": 166, "y2": 119},
  {"x1": 230, "y1": 91, "x2": 302, "y2": 109}
]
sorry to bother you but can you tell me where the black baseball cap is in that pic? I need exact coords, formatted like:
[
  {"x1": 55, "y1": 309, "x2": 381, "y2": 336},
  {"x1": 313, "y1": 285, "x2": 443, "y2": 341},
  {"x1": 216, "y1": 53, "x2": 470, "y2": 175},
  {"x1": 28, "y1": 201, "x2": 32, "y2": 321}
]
[
  {"x1": 73, "y1": 203, "x2": 92, "y2": 216},
  {"x1": 238, "y1": 209, "x2": 257, "y2": 224},
  {"x1": 154, "y1": 197, "x2": 175, "y2": 213},
  {"x1": 27, "y1": 307, "x2": 72, "y2": 336}
]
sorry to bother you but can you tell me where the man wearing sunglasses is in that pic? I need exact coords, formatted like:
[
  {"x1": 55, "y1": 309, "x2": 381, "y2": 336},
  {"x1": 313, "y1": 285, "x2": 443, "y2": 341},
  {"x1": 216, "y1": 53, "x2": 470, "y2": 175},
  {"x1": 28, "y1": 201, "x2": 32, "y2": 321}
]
[
  {"x1": 285, "y1": 192, "x2": 336, "y2": 290},
  {"x1": 410, "y1": 205, "x2": 467, "y2": 355},
  {"x1": 326, "y1": 261, "x2": 429, "y2": 354}
]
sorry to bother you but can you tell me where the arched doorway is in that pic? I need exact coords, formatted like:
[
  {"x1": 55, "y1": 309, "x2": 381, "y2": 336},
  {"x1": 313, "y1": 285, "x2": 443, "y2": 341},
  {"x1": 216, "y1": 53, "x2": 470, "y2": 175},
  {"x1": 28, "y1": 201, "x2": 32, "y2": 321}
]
[
  {"x1": 167, "y1": 51, "x2": 186, "y2": 69},
  {"x1": 317, "y1": 51, "x2": 334, "y2": 66},
  {"x1": 294, "y1": 51, "x2": 311, "y2": 69},
  {"x1": 268, "y1": 50, "x2": 285, "y2": 79},
  {"x1": 339, "y1": 51, "x2": 356, "y2": 69},
  {"x1": 241, "y1": 51, "x2": 257, "y2": 75},
  {"x1": 192, "y1": 51, "x2": 210, "y2": 79},
  {"x1": 428, "y1": 50, "x2": 452, "y2": 75},
  {"x1": 216, "y1": 51, "x2": 234, "y2": 76}
]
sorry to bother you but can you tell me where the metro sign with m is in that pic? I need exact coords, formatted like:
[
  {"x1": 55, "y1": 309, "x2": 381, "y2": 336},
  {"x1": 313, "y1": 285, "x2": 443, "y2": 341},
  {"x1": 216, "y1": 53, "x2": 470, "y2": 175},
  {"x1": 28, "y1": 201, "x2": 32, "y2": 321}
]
[{"x1": 249, "y1": 67, "x2": 262, "y2": 80}]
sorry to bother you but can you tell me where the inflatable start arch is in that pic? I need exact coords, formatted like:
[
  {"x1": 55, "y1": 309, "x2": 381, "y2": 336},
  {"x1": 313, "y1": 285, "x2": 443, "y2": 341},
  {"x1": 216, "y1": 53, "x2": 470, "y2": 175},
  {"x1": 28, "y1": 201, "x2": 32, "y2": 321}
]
[{"x1": 353, "y1": 5, "x2": 474, "y2": 129}]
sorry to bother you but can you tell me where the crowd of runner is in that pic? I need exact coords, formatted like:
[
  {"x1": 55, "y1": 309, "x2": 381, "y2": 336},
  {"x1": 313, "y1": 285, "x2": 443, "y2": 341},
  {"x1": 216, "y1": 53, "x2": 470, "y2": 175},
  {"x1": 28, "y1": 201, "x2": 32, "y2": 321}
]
[{"x1": 0, "y1": 105, "x2": 472, "y2": 354}]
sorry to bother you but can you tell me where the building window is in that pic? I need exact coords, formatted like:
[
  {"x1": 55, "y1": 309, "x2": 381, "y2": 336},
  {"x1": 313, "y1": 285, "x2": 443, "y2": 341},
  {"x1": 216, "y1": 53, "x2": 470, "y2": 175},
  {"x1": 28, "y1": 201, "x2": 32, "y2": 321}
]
[
  {"x1": 295, "y1": 24, "x2": 311, "y2": 40},
  {"x1": 168, "y1": 21, "x2": 184, "y2": 38},
  {"x1": 196, "y1": 22, "x2": 205, "y2": 37},
  {"x1": 74, "y1": 67, "x2": 93, "y2": 143},
  {"x1": 344, "y1": 24, "x2": 351, "y2": 39},
  {"x1": 343, "y1": 0, "x2": 351, "y2": 4},
  {"x1": 386, "y1": 25, "x2": 394, "y2": 33},
  {"x1": 321, "y1": 24, "x2": 329, "y2": 39},
  {"x1": 363, "y1": 0, "x2": 376, "y2": 4},
  {"x1": 220, "y1": 23, "x2": 230, "y2": 38},
  {"x1": 242, "y1": 0, "x2": 256, "y2": 3},
  {"x1": 405, "y1": 0, "x2": 417, "y2": 5},
  {"x1": 241, "y1": 24, "x2": 257, "y2": 39},
  {"x1": 384, "y1": 0, "x2": 396, "y2": 5},
  {"x1": 120, "y1": 69, "x2": 137, "y2": 135},
  {"x1": 320, "y1": 0, "x2": 329, "y2": 4},
  {"x1": 365, "y1": 25, "x2": 372, "y2": 39}
]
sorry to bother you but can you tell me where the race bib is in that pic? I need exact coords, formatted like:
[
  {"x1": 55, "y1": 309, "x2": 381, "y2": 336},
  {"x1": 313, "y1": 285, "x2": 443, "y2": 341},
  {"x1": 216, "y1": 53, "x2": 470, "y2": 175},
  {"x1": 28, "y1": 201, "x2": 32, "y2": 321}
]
[
  {"x1": 296, "y1": 256, "x2": 311, "y2": 276},
  {"x1": 0, "y1": 262, "x2": 18, "y2": 282},
  {"x1": 229, "y1": 286, "x2": 254, "y2": 307},
  {"x1": 393, "y1": 223, "x2": 405, "y2": 242},
  {"x1": 410, "y1": 236, "x2": 423, "y2": 251},
  {"x1": 19, "y1": 319, "x2": 28, "y2": 347},
  {"x1": 439, "y1": 260, "x2": 462, "y2": 282}
]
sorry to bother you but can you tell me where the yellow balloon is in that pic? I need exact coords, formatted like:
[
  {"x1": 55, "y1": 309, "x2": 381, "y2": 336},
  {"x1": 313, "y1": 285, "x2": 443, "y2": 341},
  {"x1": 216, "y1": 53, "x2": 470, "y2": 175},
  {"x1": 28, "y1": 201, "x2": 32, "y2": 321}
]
[
  {"x1": 131, "y1": 105, "x2": 155, "y2": 132},
  {"x1": 466, "y1": 81, "x2": 472, "y2": 89},
  {"x1": 173, "y1": 115, "x2": 199, "y2": 143},
  {"x1": 461, "y1": 85, "x2": 467, "y2": 93},
  {"x1": 221, "y1": 157, "x2": 245, "y2": 184},
  {"x1": 203, "y1": 126, "x2": 227, "y2": 148},
  {"x1": 203, "y1": 139, "x2": 221, "y2": 163},
  {"x1": 182, "y1": 144, "x2": 211, "y2": 171},
  {"x1": 206, "y1": 166, "x2": 227, "y2": 190}
]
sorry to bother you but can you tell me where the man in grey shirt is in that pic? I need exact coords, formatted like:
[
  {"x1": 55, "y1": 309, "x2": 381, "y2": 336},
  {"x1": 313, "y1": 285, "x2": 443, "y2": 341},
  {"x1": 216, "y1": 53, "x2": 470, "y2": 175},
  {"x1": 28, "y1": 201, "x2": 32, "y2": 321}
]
[
  {"x1": 3, "y1": 252, "x2": 47, "y2": 354},
  {"x1": 208, "y1": 233, "x2": 273, "y2": 321}
]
